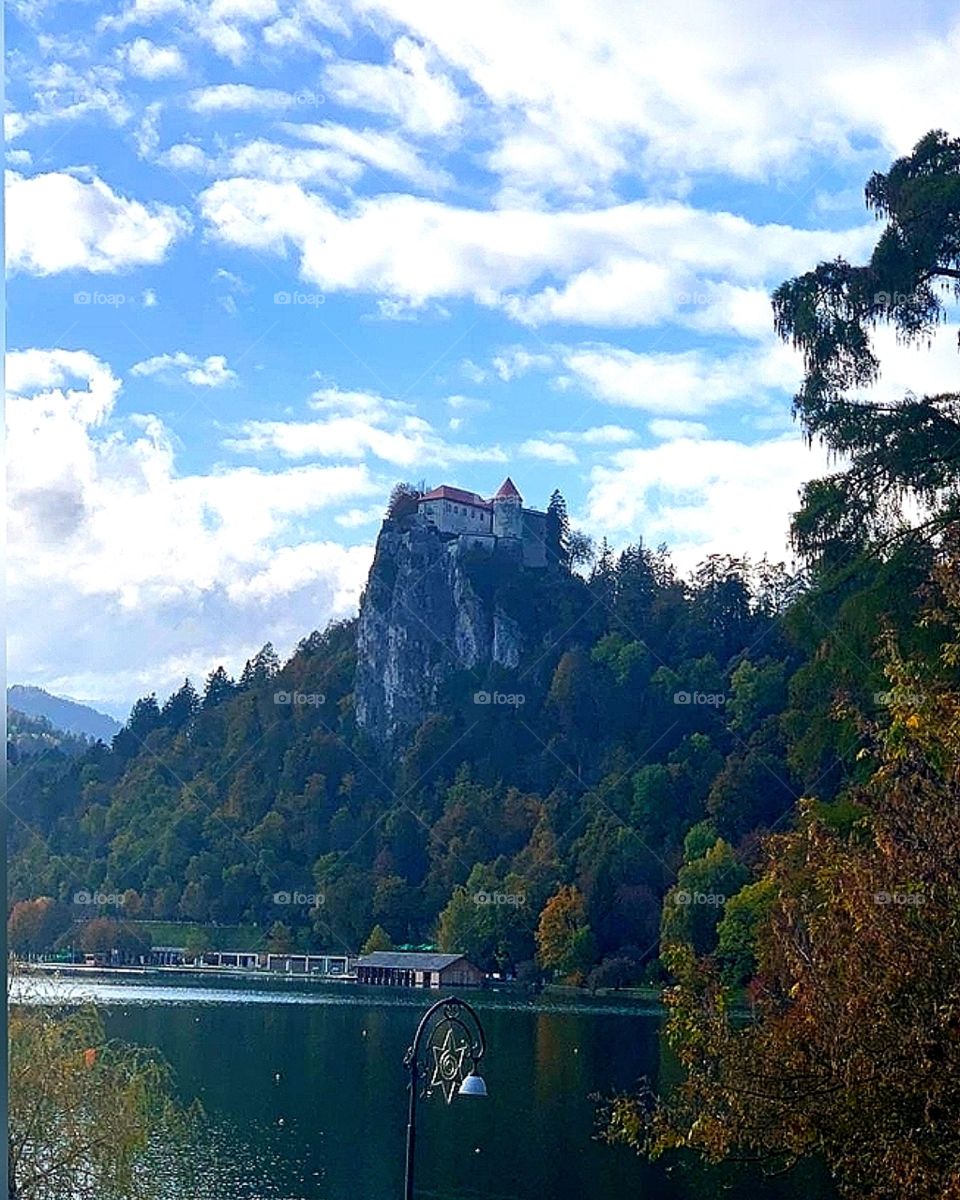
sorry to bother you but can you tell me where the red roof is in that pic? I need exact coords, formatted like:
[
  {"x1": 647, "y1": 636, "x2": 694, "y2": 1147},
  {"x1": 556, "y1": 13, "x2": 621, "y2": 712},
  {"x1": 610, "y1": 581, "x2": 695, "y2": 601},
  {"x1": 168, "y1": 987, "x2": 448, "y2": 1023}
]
[
  {"x1": 419, "y1": 485, "x2": 491, "y2": 509},
  {"x1": 494, "y1": 477, "x2": 522, "y2": 500}
]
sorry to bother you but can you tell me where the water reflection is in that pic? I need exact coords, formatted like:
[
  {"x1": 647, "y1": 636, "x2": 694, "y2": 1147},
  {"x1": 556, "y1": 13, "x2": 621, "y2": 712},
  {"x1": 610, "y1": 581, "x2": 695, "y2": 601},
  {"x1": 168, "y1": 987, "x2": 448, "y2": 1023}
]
[{"x1": 15, "y1": 976, "x2": 835, "y2": 1200}]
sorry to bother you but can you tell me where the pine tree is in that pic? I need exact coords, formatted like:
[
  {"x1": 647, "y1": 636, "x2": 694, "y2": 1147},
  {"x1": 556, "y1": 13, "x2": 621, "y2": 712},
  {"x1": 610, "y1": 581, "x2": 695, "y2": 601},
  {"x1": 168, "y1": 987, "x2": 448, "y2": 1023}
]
[
  {"x1": 202, "y1": 665, "x2": 235, "y2": 709},
  {"x1": 239, "y1": 643, "x2": 281, "y2": 690},
  {"x1": 546, "y1": 489, "x2": 571, "y2": 565},
  {"x1": 160, "y1": 679, "x2": 200, "y2": 732},
  {"x1": 128, "y1": 695, "x2": 161, "y2": 737},
  {"x1": 361, "y1": 924, "x2": 394, "y2": 954}
]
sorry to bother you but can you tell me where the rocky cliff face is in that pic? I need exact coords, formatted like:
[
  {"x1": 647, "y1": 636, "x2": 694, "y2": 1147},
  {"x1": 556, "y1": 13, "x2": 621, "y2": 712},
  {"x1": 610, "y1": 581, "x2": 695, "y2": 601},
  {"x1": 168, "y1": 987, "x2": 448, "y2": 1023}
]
[{"x1": 354, "y1": 517, "x2": 526, "y2": 743}]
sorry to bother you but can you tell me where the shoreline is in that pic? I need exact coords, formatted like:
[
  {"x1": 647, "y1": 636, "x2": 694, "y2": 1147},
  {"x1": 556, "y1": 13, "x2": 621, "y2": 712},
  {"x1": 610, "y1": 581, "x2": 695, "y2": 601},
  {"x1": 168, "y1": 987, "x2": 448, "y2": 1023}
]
[{"x1": 15, "y1": 961, "x2": 668, "y2": 1012}]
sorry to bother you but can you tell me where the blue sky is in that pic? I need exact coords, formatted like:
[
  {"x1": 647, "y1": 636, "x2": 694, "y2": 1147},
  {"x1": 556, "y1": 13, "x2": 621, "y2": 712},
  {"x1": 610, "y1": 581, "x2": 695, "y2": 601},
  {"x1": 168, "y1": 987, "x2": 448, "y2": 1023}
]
[{"x1": 8, "y1": 0, "x2": 960, "y2": 714}]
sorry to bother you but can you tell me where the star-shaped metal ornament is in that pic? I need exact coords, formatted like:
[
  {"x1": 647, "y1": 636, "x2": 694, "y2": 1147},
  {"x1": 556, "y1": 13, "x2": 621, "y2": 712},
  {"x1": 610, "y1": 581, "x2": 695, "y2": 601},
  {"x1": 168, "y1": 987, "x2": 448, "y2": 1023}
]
[{"x1": 429, "y1": 1026, "x2": 469, "y2": 1103}]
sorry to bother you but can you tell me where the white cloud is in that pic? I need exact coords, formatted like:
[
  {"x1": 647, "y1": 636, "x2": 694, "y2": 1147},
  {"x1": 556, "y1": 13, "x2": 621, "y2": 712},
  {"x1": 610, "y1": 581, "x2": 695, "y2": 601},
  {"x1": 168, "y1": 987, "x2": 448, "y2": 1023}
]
[
  {"x1": 197, "y1": 20, "x2": 249, "y2": 63},
  {"x1": 280, "y1": 120, "x2": 450, "y2": 187},
  {"x1": 226, "y1": 385, "x2": 507, "y2": 468},
  {"x1": 123, "y1": 37, "x2": 187, "y2": 78},
  {"x1": 578, "y1": 425, "x2": 636, "y2": 445},
  {"x1": 198, "y1": 180, "x2": 874, "y2": 324},
  {"x1": 225, "y1": 138, "x2": 362, "y2": 185},
  {"x1": 505, "y1": 260, "x2": 681, "y2": 327},
  {"x1": 6, "y1": 170, "x2": 190, "y2": 274},
  {"x1": 491, "y1": 347, "x2": 555, "y2": 382},
  {"x1": 106, "y1": 0, "x2": 283, "y2": 64},
  {"x1": 648, "y1": 418, "x2": 710, "y2": 440},
  {"x1": 131, "y1": 351, "x2": 237, "y2": 387},
  {"x1": 335, "y1": 503, "x2": 386, "y2": 528},
  {"x1": 519, "y1": 438, "x2": 578, "y2": 465},
  {"x1": 208, "y1": 0, "x2": 278, "y2": 21},
  {"x1": 561, "y1": 340, "x2": 801, "y2": 415},
  {"x1": 5, "y1": 113, "x2": 28, "y2": 140},
  {"x1": 159, "y1": 142, "x2": 213, "y2": 171},
  {"x1": 9, "y1": 61, "x2": 132, "y2": 137},
  {"x1": 459, "y1": 359, "x2": 488, "y2": 384},
  {"x1": 855, "y1": 320, "x2": 960, "y2": 405},
  {"x1": 188, "y1": 83, "x2": 317, "y2": 112},
  {"x1": 445, "y1": 394, "x2": 488, "y2": 412},
  {"x1": 99, "y1": 0, "x2": 187, "y2": 34},
  {"x1": 263, "y1": 0, "x2": 348, "y2": 49},
  {"x1": 347, "y1": 0, "x2": 960, "y2": 198},
  {"x1": 133, "y1": 101, "x2": 162, "y2": 157},
  {"x1": 153, "y1": 124, "x2": 445, "y2": 191},
  {"x1": 585, "y1": 432, "x2": 834, "y2": 569},
  {"x1": 324, "y1": 35, "x2": 466, "y2": 135},
  {"x1": 7, "y1": 347, "x2": 378, "y2": 707}
]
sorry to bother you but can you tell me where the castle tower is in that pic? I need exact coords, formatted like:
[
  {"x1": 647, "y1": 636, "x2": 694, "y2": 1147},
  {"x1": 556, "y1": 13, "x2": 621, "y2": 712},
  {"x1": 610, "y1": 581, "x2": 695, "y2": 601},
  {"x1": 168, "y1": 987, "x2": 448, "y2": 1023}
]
[{"x1": 492, "y1": 477, "x2": 523, "y2": 539}]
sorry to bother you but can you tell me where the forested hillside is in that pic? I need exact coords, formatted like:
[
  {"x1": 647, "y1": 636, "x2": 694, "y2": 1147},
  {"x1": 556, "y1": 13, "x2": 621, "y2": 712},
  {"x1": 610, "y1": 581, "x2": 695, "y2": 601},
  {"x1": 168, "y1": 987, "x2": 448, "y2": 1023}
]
[{"x1": 9, "y1": 523, "x2": 926, "y2": 980}]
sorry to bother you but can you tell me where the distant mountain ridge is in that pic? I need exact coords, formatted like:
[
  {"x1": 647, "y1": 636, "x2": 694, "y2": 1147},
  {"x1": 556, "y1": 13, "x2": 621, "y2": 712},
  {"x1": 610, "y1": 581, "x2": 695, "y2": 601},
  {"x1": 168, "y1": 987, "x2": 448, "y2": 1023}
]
[{"x1": 7, "y1": 685, "x2": 121, "y2": 742}]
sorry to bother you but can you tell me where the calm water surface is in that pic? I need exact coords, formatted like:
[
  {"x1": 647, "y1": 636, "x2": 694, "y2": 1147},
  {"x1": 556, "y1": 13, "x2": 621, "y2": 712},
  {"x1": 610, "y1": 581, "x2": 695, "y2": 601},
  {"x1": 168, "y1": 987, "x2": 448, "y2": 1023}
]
[{"x1": 19, "y1": 975, "x2": 835, "y2": 1200}]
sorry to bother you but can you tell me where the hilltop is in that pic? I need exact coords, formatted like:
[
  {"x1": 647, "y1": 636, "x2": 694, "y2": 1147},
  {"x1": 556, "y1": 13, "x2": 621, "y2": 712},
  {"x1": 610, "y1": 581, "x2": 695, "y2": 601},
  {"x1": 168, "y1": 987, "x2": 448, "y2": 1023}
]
[{"x1": 7, "y1": 685, "x2": 121, "y2": 742}]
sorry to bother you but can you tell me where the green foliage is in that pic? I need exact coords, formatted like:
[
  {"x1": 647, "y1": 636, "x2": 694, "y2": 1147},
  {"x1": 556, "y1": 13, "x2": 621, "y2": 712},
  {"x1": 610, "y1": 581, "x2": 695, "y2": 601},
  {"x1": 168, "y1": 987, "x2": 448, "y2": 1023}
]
[
  {"x1": 182, "y1": 926, "x2": 212, "y2": 957},
  {"x1": 10, "y1": 987, "x2": 198, "y2": 1199},
  {"x1": 266, "y1": 921, "x2": 294, "y2": 953},
  {"x1": 682, "y1": 821, "x2": 718, "y2": 864},
  {"x1": 714, "y1": 877, "x2": 776, "y2": 985},
  {"x1": 386, "y1": 481, "x2": 422, "y2": 520},
  {"x1": 603, "y1": 136, "x2": 960, "y2": 1196},
  {"x1": 361, "y1": 923, "x2": 394, "y2": 953},
  {"x1": 660, "y1": 840, "x2": 750, "y2": 957},
  {"x1": 8, "y1": 898, "x2": 71, "y2": 955},
  {"x1": 773, "y1": 130, "x2": 960, "y2": 567}
]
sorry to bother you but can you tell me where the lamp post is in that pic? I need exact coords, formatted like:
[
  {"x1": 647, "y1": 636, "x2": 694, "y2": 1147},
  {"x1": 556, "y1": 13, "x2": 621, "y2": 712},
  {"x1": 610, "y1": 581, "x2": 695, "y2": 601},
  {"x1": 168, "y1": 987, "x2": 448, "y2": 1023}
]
[{"x1": 402, "y1": 995, "x2": 487, "y2": 1200}]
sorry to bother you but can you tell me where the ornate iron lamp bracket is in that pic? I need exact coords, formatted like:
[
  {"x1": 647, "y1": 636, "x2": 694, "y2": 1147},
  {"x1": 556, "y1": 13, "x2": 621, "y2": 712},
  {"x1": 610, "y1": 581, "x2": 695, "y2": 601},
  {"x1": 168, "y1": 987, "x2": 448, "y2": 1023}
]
[{"x1": 403, "y1": 995, "x2": 486, "y2": 1105}]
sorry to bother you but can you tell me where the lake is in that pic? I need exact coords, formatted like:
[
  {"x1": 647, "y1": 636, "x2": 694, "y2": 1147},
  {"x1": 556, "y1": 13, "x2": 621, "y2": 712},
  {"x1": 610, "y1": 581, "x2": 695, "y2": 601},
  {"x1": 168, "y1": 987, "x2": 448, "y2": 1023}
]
[{"x1": 17, "y1": 975, "x2": 835, "y2": 1200}]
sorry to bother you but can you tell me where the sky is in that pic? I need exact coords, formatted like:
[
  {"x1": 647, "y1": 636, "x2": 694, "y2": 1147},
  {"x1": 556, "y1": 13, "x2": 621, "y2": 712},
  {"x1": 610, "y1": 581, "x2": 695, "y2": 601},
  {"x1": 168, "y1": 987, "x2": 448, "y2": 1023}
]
[{"x1": 7, "y1": 0, "x2": 960, "y2": 716}]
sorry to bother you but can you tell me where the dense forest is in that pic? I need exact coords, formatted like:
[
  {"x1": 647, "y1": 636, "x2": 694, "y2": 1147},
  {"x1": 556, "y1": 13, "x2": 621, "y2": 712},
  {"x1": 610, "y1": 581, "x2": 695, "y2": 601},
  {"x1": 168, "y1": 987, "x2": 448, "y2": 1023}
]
[{"x1": 7, "y1": 536, "x2": 815, "y2": 977}]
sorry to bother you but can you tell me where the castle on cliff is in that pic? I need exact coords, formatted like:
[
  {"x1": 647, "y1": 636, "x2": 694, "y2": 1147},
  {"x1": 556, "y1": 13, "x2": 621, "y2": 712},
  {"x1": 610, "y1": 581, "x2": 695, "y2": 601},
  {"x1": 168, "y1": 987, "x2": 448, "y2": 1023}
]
[{"x1": 415, "y1": 477, "x2": 549, "y2": 568}]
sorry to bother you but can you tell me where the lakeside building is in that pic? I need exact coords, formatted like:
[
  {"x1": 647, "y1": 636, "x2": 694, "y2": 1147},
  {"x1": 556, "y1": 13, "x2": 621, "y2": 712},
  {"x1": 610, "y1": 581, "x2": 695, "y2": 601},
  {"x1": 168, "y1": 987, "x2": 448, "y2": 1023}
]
[
  {"x1": 261, "y1": 952, "x2": 352, "y2": 976},
  {"x1": 355, "y1": 951, "x2": 483, "y2": 989},
  {"x1": 199, "y1": 950, "x2": 260, "y2": 970},
  {"x1": 34, "y1": 944, "x2": 484, "y2": 988}
]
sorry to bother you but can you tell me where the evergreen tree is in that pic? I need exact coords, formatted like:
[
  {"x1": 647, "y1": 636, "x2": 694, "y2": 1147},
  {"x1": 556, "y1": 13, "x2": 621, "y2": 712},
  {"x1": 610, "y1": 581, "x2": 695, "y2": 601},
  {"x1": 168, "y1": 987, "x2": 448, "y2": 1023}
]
[
  {"x1": 773, "y1": 129, "x2": 960, "y2": 568},
  {"x1": 127, "y1": 695, "x2": 161, "y2": 738},
  {"x1": 202, "y1": 665, "x2": 236, "y2": 709},
  {"x1": 239, "y1": 643, "x2": 281, "y2": 690},
  {"x1": 160, "y1": 679, "x2": 199, "y2": 732},
  {"x1": 361, "y1": 924, "x2": 394, "y2": 954},
  {"x1": 546, "y1": 489, "x2": 571, "y2": 565}
]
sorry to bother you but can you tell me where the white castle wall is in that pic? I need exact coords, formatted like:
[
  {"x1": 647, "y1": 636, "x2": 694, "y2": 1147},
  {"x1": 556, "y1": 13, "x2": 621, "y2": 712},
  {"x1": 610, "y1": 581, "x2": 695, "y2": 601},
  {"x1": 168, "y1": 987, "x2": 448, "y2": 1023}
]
[{"x1": 420, "y1": 497, "x2": 493, "y2": 536}]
